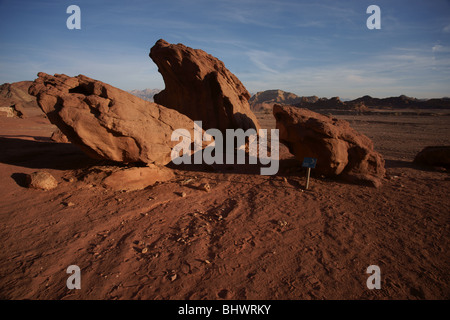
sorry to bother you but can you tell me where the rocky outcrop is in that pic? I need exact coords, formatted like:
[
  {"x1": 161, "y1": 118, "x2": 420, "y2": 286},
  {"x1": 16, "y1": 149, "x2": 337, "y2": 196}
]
[
  {"x1": 0, "y1": 81, "x2": 42, "y2": 118},
  {"x1": 149, "y1": 39, "x2": 260, "y2": 132},
  {"x1": 413, "y1": 146, "x2": 450, "y2": 168},
  {"x1": 50, "y1": 129, "x2": 69, "y2": 143},
  {"x1": 273, "y1": 104, "x2": 385, "y2": 187},
  {"x1": 0, "y1": 107, "x2": 19, "y2": 118},
  {"x1": 29, "y1": 72, "x2": 204, "y2": 165}
]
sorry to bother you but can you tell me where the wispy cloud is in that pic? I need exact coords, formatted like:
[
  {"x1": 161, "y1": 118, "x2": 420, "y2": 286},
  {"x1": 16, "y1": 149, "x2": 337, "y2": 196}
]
[
  {"x1": 432, "y1": 44, "x2": 450, "y2": 53},
  {"x1": 239, "y1": 46, "x2": 450, "y2": 99},
  {"x1": 443, "y1": 24, "x2": 450, "y2": 33},
  {"x1": 245, "y1": 49, "x2": 295, "y2": 74}
]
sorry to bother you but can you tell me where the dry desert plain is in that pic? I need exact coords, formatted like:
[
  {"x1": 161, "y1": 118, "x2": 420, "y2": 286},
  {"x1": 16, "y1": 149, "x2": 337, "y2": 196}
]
[{"x1": 0, "y1": 109, "x2": 449, "y2": 300}]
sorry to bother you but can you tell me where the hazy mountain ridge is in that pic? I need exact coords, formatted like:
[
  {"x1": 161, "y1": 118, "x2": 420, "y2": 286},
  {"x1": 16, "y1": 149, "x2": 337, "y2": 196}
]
[
  {"x1": 128, "y1": 88, "x2": 161, "y2": 102},
  {"x1": 250, "y1": 89, "x2": 450, "y2": 111},
  {"x1": 249, "y1": 89, "x2": 318, "y2": 112}
]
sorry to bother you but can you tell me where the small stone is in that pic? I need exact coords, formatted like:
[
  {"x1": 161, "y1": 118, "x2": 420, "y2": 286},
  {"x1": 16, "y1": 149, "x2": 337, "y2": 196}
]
[
  {"x1": 180, "y1": 178, "x2": 193, "y2": 186},
  {"x1": 63, "y1": 201, "x2": 75, "y2": 207},
  {"x1": 199, "y1": 183, "x2": 211, "y2": 192},
  {"x1": 205, "y1": 260, "x2": 211, "y2": 264},
  {"x1": 170, "y1": 273, "x2": 177, "y2": 281},
  {"x1": 278, "y1": 220, "x2": 288, "y2": 228},
  {"x1": 26, "y1": 171, "x2": 58, "y2": 191},
  {"x1": 141, "y1": 247, "x2": 148, "y2": 254}
]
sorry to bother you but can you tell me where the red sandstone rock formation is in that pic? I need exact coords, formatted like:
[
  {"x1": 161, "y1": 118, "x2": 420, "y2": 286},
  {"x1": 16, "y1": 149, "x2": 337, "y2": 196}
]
[
  {"x1": 29, "y1": 72, "x2": 203, "y2": 166},
  {"x1": 273, "y1": 104, "x2": 386, "y2": 187},
  {"x1": 150, "y1": 39, "x2": 260, "y2": 132}
]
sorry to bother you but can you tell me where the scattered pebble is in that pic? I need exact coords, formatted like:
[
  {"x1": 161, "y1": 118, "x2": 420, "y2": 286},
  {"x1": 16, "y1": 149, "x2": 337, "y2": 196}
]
[
  {"x1": 180, "y1": 178, "x2": 193, "y2": 186},
  {"x1": 200, "y1": 183, "x2": 211, "y2": 192},
  {"x1": 168, "y1": 271, "x2": 177, "y2": 281},
  {"x1": 141, "y1": 247, "x2": 148, "y2": 254},
  {"x1": 62, "y1": 201, "x2": 75, "y2": 207},
  {"x1": 278, "y1": 220, "x2": 288, "y2": 228}
]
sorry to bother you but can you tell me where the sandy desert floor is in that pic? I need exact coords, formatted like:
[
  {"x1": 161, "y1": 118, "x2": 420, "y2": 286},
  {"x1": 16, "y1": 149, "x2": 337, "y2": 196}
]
[{"x1": 0, "y1": 111, "x2": 449, "y2": 300}]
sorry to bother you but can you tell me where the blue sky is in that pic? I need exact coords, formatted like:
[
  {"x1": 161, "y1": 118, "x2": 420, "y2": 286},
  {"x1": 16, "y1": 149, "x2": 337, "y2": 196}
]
[{"x1": 0, "y1": 0, "x2": 449, "y2": 99}]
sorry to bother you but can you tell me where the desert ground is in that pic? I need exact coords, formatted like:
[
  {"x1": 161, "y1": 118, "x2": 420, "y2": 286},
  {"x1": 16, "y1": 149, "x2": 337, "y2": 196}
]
[{"x1": 0, "y1": 110, "x2": 448, "y2": 300}]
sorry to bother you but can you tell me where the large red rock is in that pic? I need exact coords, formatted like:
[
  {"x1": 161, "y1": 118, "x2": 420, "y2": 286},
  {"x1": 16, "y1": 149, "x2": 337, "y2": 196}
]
[
  {"x1": 273, "y1": 104, "x2": 385, "y2": 187},
  {"x1": 149, "y1": 39, "x2": 260, "y2": 132},
  {"x1": 29, "y1": 72, "x2": 203, "y2": 165}
]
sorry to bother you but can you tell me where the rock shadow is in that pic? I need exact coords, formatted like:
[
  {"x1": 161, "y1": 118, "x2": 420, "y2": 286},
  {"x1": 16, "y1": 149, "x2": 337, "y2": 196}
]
[{"x1": 0, "y1": 136, "x2": 98, "y2": 170}]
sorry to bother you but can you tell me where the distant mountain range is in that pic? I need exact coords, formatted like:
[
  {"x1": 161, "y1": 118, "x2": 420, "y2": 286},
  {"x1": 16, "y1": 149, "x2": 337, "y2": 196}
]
[
  {"x1": 249, "y1": 89, "x2": 318, "y2": 112},
  {"x1": 249, "y1": 89, "x2": 450, "y2": 112},
  {"x1": 128, "y1": 88, "x2": 161, "y2": 102},
  {"x1": 2, "y1": 81, "x2": 449, "y2": 120}
]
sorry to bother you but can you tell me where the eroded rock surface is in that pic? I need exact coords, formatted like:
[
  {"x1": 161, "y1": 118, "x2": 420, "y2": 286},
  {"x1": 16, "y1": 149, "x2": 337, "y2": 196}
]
[
  {"x1": 273, "y1": 104, "x2": 385, "y2": 187},
  {"x1": 29, "y1": 72, "x2": 202, "y2": 165},
  {"x1": 150, "y1": 39, "x2": 260, "y2": 132}
]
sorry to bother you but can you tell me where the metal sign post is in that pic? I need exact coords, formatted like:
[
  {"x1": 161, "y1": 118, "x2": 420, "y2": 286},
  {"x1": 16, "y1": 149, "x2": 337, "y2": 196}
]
[{"x1": 302, "y1": 157, "x2": 317, "y2": 190}]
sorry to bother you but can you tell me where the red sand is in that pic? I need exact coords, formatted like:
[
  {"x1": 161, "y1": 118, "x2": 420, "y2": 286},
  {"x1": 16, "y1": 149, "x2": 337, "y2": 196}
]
[{"x1": 0, "y1": 113, "x2": 448, "y2": 299}]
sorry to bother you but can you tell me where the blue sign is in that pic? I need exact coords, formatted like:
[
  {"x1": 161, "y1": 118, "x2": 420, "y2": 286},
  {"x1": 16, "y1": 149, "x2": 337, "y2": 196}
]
[{"x1": 302, "y1": 157, "x2": 317, "y2": 169}]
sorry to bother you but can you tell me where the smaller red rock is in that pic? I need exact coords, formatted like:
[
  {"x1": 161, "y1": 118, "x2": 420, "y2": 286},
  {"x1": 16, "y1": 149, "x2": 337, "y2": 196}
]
[
  {"x1": 102, "y1": 165, "x2": 175, "y2": 191},
  {"x1": 273, "y1": 104, "x2": 385, "y2": 187},
  {"x1": 26, "y1": 171, "x2": 58, "y2": 190}
]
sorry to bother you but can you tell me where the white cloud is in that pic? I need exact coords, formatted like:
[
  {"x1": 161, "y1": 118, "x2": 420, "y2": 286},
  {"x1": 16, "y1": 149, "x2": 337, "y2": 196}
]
[
  {"x1": 432, "y1": 44, "x2": 450, "y2": 53},
  {"x1": 443, "y1": 24, "x2": 450, "y2": 33}
]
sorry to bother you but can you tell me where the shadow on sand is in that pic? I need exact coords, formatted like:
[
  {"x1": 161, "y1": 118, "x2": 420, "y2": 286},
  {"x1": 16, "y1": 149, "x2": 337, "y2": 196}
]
[
  {"x1": 0, "y1": 136, "x2": 98, "y2": 170},
  {"x1": 384, "y1": 158, "x2": 448, "y2": 173}
]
